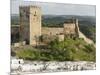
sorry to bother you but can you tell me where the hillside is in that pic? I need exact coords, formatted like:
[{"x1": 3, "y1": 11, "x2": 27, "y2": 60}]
[
  {"x1": 11, "y1": 14, "x2": 96, "y2": 61},
  {"x1": 12, "y1": 38, "x2": 96, "y2": 62}
]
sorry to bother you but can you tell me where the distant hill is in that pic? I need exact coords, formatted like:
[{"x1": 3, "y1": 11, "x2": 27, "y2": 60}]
[
  {"x1": 11, "y1": 14, "x2": 96, "y2": 25},
  {"x1": 42, "y1": 15, "x2": 96, "y2": 25}
]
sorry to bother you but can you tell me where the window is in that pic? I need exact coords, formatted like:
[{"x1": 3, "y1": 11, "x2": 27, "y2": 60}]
[{"x1": 34, "y1": 11, "x2": 37, "y2": 16}]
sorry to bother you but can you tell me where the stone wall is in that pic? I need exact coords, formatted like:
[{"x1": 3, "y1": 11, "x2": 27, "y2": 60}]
[
  {"x1": 42, "y1": 27, "x2": 63, "y2": 35},
  {"x1": 19, "y1": 6, "x2": 30, "y2": 44},
  {"x1": 29, "y1": 6, "x2": 41, "y2": 45}
]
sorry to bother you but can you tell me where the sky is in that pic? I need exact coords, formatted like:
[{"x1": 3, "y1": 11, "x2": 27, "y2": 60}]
[{"x1": 11, "y1": 0, "x2": 96, "y2": 16}]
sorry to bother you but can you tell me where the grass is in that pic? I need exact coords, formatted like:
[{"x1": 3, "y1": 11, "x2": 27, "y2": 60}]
[{"x1": 13, "y1": 38, "x2": 96, "y2": 62}]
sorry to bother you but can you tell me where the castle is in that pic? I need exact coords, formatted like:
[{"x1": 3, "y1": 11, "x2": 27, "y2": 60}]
[
  {"x1": 19, "y1": 6, "x2": 41, "y2": 45},
  {"x1": 11, "y1": 5, "x2": 80, "y2": 46}
]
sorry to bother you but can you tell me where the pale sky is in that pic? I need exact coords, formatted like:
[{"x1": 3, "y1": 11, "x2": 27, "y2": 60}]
[{"x1": 11, "y1": 0, "x2": 96, "y2": 16}]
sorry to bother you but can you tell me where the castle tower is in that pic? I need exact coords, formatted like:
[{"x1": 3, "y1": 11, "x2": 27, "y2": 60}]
[
  {"x1": 63, "y1": 18, "x2": 79, "y2": 38},
  {"x1": 19, "y1": 6, "x2": 41, "y2": 45},
  {"x1": 63, "y1": 19, "x2": 76, "y2": 38}
]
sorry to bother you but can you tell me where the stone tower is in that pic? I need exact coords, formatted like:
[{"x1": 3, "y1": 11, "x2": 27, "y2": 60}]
[
  {"x1": 19, "y1": 6, "x2": 41, "y2": 45},
  {"x1": 63, "y1": 18, "x2": 79, "y2": 38}
]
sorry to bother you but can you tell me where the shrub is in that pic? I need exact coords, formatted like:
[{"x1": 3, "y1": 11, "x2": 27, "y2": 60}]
[{"x1": 16, "y1": 38, "x2": 96, "y2": 62}]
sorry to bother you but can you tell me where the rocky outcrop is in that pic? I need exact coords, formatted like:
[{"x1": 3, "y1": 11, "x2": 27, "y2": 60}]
[{"x1": 11, "y1": 61, "x2": 96, "y2": 74}]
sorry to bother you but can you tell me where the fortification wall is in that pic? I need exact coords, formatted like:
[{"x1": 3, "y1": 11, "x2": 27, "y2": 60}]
[{"x1": 42, "y1": 27, "x2": 63, "y2": 35}]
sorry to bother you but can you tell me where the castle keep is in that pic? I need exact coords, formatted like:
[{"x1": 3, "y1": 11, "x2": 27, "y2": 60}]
[
  {"x1": 11, "y1": 5, "x2": 80, "y2": 45},
  {"x1": 19, "y1": 6, "x2": 41, "y2": 45}
]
